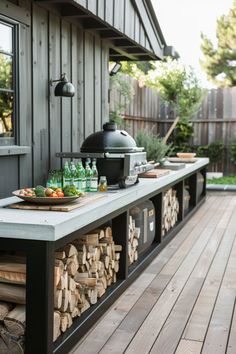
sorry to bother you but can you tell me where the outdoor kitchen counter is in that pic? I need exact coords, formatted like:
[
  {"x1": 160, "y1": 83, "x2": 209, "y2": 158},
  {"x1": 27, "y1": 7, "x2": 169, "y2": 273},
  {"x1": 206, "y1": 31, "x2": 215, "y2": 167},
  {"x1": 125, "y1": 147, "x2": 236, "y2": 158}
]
[{"x1": 0, "y1": 158, "x2": 209, "y2": 241}]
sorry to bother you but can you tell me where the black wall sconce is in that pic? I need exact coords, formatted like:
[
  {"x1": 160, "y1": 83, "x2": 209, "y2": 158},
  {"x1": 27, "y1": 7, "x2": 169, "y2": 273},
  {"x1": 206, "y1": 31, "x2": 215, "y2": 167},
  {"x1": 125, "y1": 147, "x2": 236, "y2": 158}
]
[
  {"x1": 50, "y1": 73, "x2": 75, "y2": 97},
  {"x1": 109, "y1": 62, "x2": 122, "y2": 76}
]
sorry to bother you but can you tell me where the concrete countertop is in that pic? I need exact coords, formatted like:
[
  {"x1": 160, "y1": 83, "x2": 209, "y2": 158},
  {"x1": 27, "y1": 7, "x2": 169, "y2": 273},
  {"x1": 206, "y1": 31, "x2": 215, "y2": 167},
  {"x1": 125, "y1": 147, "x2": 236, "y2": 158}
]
[{"x1": 0, "y1": 158, "x2": 209, "y2": 241}]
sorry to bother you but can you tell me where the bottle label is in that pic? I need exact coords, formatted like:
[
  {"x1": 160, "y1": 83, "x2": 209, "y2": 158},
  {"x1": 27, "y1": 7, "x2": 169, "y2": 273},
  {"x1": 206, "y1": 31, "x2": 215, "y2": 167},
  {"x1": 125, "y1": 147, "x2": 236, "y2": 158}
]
[
  {"x1": 72, "y1": 177, "x2": 79, "y2": 189},
  {"x1": 82, "y1": 179, "x2": 86, "y2": 191},
  {"x1": 63, "y1": 178, "x2": 71, "y2": 187},
  {"x1": 86, "y1": 178, "x2": 91, "y2": 191},
  {"x1": 90, "y1": 179, "x2": 98, "y2": 191}
]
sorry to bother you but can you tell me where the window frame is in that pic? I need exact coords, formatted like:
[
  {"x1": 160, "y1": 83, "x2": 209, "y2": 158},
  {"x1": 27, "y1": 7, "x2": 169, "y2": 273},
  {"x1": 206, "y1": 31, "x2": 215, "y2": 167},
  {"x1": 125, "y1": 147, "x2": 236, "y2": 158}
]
[{"x1": 0, "y1": 15, "x2": 19, "y2": 146}]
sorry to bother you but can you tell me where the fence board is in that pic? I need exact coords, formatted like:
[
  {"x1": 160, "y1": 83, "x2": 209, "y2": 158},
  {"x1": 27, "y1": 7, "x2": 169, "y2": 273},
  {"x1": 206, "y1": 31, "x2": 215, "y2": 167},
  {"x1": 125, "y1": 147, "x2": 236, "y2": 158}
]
[{"x1": 110, "y1": 76, "x2": 236, "y2": 173}]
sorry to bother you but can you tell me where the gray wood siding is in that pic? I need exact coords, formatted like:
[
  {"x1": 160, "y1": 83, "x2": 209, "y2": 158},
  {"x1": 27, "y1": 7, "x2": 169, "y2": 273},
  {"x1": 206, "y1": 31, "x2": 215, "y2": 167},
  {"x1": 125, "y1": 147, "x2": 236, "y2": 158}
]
[
  {"x1": 75, "y1": 0, "x2": 159, "y2": 55},
  {"x1": 18, "y1": 19, "x2": 33, "y2": 188},
  {"x1": 0, "y1": 0, "x2": 109, "y2": 198},
  {"x1": 32, "y1": 4, "x2": 50, "y2": 186},
  {"x1": 0, "y1": 157, "x2": 19, "y2": 198}
]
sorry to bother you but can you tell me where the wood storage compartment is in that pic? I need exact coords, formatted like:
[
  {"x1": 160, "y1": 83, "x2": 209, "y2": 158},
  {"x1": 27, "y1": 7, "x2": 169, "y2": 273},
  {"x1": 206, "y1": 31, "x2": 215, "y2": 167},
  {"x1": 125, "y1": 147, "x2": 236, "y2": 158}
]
[
  {"x1": 0, "y1": 225, "x2": 122, "y2": 347},
  {"x1": 162, "y1": 188, "x2": 179, "y2": 237},
  {"x1": 183, "y1": 187, "x2": 190, "y2": 216},
  {"x1": 196, "y1": 172, "x2": 205, "y2": 202},
  {"x1": 127, "y1": 215, "x2": 140, "y2": 265},
  {"x1": 54, "y1": 225, "x2": 121, "y2": 341},
  {"x1": 129, "y1": 200, "x2": 156, "y2": 266}
]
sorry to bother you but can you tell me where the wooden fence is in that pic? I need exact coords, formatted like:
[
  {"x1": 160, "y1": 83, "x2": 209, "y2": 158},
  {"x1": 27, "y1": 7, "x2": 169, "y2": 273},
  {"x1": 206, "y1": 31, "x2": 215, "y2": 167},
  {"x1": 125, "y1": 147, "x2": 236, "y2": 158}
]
[{"x1": 110, "y1": 76, "x2": 236, "y2": 174}]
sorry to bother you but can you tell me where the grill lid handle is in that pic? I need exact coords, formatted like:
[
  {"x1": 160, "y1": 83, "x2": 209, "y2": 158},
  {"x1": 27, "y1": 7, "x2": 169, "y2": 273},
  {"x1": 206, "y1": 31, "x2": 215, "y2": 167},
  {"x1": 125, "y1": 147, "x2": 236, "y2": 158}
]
[{"x1": 103, "y1": 122, "x2": 117, "y2": 131}]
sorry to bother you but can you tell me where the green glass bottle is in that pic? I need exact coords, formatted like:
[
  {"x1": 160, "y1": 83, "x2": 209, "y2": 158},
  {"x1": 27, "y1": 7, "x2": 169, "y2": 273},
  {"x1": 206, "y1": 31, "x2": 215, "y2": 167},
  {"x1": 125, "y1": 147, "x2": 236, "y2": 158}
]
[
  {"x1": 76, "y1": 158, "x2": 86, "y2": 191},
  {"x1": 85, "y1": 158, "x2": 92, "y2": 191},
  {"x1": 70, "y1": 161, "x2": 78, "y2": 187},
  {"x1": 63, "y1": 161, "x2": 72, "y2": 187},
  {"x1": 90, "y1": 158, "x2": 98, "y2": 192}
]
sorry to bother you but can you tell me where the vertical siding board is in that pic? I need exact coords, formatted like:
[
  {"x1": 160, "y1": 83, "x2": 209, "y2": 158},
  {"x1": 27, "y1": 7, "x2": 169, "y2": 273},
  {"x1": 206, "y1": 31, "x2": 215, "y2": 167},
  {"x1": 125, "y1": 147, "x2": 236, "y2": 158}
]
[
  {"x1": 134, "y1": 14, "x2": 140, "y2": 43},
  {"x1": 97, "y1": 0, "x2": 105, "y2": 20},
  {"x1": 76, "y1": 0, "x2": 87, "y2": 8},
  {"x1": 0, "y1": 157, "x2": 18, "y2": 198},
  {"x1": 32, "y1": 4, "x2": 49, "y2": 186},
  {"x1": 139, "y1": 25, "x2": 145, "y2": 47},
  {"x1": 105, "y1": 0, "x2": 113, "y2": 25},
  {"x1": 94, "y1": 36, "x2": 102, "y2": 132},
  {"x1": 87, "y1": 0, "x2": 97, "y2": 14},
  {"x1": 48, "y1": 13, "x2": 61, "y2": 169},
  {"x1": 124, "y1": 0, "x2": 134, "y2": 39},
  {"x1": 84, "y1": 32, "x2": 95, "y2": 137},
  {"x1": 18, "y1": 22, "x2": 32, "y2": 188},
  {"x1": 113, "y1": 0, "x2": 124, "y2": 32},
  {"x1": 61, "y1": 20, "x2": 72, "y2": 152},
  {"x1": 101, "y1": 42, "x2": 109, "y2": 124},
  {"x1": 71, "y1": 24, "x2": 79, "y2": 151},
  {"x1": 77, "y1": 29, "x2": 85, "y2": 144}
]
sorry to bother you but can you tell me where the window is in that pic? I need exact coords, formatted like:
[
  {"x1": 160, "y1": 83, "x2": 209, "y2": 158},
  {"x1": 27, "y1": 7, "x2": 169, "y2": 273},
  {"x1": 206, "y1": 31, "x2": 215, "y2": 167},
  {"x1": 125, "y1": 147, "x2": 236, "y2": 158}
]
[{"x1": 0, "y1": 18, "x2": 17, "y2": 145}]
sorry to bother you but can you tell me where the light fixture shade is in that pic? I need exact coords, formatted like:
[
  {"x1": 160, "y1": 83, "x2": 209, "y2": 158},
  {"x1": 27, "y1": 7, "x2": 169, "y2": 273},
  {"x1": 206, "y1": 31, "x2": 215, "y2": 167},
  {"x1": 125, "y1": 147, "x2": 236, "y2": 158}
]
[
  {"x1": 50, "y1": 73, "x2": 75, "y2": 97},
  {"x1": 54, "y1": 81, "x2": 75, "y2": 97},
  {"x1": 109, "y1": 62, "x2": 122, "y2": 76}
]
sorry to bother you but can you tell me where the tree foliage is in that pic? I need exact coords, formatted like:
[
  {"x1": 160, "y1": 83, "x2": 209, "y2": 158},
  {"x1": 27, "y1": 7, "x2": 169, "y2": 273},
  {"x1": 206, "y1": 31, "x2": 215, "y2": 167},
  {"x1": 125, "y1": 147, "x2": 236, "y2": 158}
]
[
  {"x1": 109, "y1": 72, "x2": 134, "y2": 124},
  {"x1": 0, "y1": 54, "x2": 13, "y2": 135},
  {"x1": 146, "y1": 58, "x2": 205, "y2": 119},
  {"x1": 200, "y1": 0, "x2": 236, "y2": 87},
  {"x1": 109, "y1": 58, "x2": 205, "y2": 150}
]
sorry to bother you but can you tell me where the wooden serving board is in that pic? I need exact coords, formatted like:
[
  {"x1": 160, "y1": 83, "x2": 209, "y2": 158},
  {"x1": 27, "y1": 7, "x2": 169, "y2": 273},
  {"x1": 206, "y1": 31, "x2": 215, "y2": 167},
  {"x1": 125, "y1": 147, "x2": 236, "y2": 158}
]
[
  {"x1": 168, "y1": 157, "x2": 198, "y2": 163},
  {"x1": 139, "y1": 169, "x2": 171, "y2": 178},
  {"x1": 7, "y1": 193, "x2": 106, "y2": 212}
]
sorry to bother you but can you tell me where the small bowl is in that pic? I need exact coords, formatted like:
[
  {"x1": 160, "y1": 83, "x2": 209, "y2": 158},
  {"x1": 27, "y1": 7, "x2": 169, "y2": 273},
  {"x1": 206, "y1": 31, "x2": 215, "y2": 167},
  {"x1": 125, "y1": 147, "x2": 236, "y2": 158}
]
[{"x1": 176, "y1": 152, "x2": 196, "y2": 159}]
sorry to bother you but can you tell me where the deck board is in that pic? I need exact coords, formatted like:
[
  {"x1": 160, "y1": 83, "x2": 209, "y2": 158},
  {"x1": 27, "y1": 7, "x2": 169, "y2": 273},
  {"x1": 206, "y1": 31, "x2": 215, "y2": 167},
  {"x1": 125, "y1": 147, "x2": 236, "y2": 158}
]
[{"x1": 71, "y1": 195, "x2": 236, "y2": 354}]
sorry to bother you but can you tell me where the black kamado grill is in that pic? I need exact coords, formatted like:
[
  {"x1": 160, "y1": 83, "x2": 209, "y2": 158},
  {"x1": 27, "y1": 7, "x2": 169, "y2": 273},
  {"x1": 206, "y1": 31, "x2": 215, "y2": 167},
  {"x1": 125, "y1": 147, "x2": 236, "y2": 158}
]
[{"x1": 57, "y1": 122, "x2": 155, "y2": 188}]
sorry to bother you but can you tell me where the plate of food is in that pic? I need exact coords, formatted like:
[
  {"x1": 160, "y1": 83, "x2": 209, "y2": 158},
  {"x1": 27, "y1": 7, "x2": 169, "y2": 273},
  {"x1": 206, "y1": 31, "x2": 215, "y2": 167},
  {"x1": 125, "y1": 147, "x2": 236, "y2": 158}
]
[{"x1": 12, "y1": 185, "x2": 82, "y2": 205}]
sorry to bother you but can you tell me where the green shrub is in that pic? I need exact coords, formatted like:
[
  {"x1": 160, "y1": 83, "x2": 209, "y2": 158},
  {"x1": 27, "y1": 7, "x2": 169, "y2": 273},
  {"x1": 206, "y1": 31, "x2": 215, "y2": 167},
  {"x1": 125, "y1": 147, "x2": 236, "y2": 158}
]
[
  {"x1": 229, "y1": 139, "x2": 236, "y2": 165},
  {"x1": 195, "y1": 140, "x2": 224, "y2": 171},
  {"x1": 136, "y1": 130, "x2": 173, "y2": 163}
]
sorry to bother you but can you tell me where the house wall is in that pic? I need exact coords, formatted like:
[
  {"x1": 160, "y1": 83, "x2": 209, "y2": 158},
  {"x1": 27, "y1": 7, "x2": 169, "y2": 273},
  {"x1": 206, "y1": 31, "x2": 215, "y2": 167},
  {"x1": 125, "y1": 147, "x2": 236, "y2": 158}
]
[
  {"x1": 75, "y1": 0, "x2": 162, "y2": 56},
  {"x1": 0, "y1": 0, "x2": 109, "y2": 197}
]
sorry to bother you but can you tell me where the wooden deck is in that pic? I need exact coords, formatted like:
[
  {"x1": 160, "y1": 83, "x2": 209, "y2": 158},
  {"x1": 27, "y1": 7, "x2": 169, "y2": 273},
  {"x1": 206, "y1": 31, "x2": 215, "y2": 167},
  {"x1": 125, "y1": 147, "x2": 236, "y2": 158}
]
[{"x1": 71, "y1": 194, "x2": 236, "y2": 354}]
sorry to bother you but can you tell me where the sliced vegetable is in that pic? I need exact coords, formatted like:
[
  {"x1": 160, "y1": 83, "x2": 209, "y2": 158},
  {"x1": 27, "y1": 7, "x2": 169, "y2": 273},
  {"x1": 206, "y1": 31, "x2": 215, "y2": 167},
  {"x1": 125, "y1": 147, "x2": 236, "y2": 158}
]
[
  {"x1": 35, "y1": 185, "x2": 46, "y2": 197},
  {"x1": 63, "y1": 184, "x2": 81, "y2": 197}
]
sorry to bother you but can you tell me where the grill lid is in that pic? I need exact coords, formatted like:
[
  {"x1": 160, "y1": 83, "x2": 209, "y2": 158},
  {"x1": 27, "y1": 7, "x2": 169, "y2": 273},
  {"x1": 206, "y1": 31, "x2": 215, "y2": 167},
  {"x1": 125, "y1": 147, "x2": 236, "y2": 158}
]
[{"x1": 80, "y1": 122, "x2": 139, "y2": 153}]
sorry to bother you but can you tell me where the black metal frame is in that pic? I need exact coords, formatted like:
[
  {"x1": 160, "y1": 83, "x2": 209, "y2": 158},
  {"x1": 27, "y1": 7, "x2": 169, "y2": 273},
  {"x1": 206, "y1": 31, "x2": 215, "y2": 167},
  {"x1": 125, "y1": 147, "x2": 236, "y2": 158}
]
[{"x1": 0, "y1": 166, "x2": 207, "y2": 354}]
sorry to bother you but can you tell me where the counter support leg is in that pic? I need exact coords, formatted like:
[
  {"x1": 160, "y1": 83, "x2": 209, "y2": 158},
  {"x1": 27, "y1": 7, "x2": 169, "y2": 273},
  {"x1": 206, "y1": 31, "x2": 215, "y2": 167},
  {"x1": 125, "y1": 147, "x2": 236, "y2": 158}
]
[
  {"x1": 112, "y1": 212, "x2": 128, "y2": 279},
  {"x1": 25, "y1": 241, "x2": 55, "y2": 354}
]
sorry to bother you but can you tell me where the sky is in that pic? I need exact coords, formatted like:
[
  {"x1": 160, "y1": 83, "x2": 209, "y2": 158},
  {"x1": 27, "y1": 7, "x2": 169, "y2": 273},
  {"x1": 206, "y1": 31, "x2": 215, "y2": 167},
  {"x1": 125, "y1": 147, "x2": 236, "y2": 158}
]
[{"x1": 151, "y1": 0, "x2": 234, "y2": 87}]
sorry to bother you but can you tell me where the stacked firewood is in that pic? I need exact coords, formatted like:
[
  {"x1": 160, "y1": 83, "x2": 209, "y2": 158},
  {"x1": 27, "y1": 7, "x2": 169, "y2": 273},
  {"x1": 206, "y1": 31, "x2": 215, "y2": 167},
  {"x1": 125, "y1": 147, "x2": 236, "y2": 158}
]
[
  {"x1": 0, "y1": 226, "x2": 121, "y2": 347},
  {"x1": 162, "y1": 188, "x2": 179, "y2": 236},
  {"x1": 0, "y1": 255, "x2": 27, "y2": 353},
  {"x1": 128, "y1": 216, "x2": 140, "y2": 265},
  {"x1": 53, "y1": 226, "x2": 122, "y2": 341}
]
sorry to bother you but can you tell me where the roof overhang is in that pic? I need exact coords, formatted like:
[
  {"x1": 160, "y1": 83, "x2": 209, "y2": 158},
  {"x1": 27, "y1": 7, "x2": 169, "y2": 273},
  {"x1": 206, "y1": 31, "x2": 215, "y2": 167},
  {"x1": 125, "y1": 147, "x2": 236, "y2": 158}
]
[{"x1": 35, "y1": 0, "x2": 175, "y2": 61}]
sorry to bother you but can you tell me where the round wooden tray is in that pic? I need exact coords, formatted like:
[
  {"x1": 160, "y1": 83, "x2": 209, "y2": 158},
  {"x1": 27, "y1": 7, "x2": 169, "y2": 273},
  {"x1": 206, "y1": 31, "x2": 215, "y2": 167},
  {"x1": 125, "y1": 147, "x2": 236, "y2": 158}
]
[{"x1": 12, "y1": 190, "x2": 80, "y2": 205}]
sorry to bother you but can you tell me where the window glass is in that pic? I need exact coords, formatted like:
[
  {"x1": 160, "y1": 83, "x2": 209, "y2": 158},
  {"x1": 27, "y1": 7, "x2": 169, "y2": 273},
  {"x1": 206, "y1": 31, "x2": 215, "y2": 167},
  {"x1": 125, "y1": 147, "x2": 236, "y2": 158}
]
[
  {"x1": 0, "y1": 53, "x2": 13, "y2": 90},
  {"x1": 0, "y1": 20, "x2": 15, "y2": 141},
  {"x1": 0, "y1": 23, "x2": 12, "y2": 53},
  {"x1": 0, "y1": 92, "x2": 13, "y2": 137}
]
